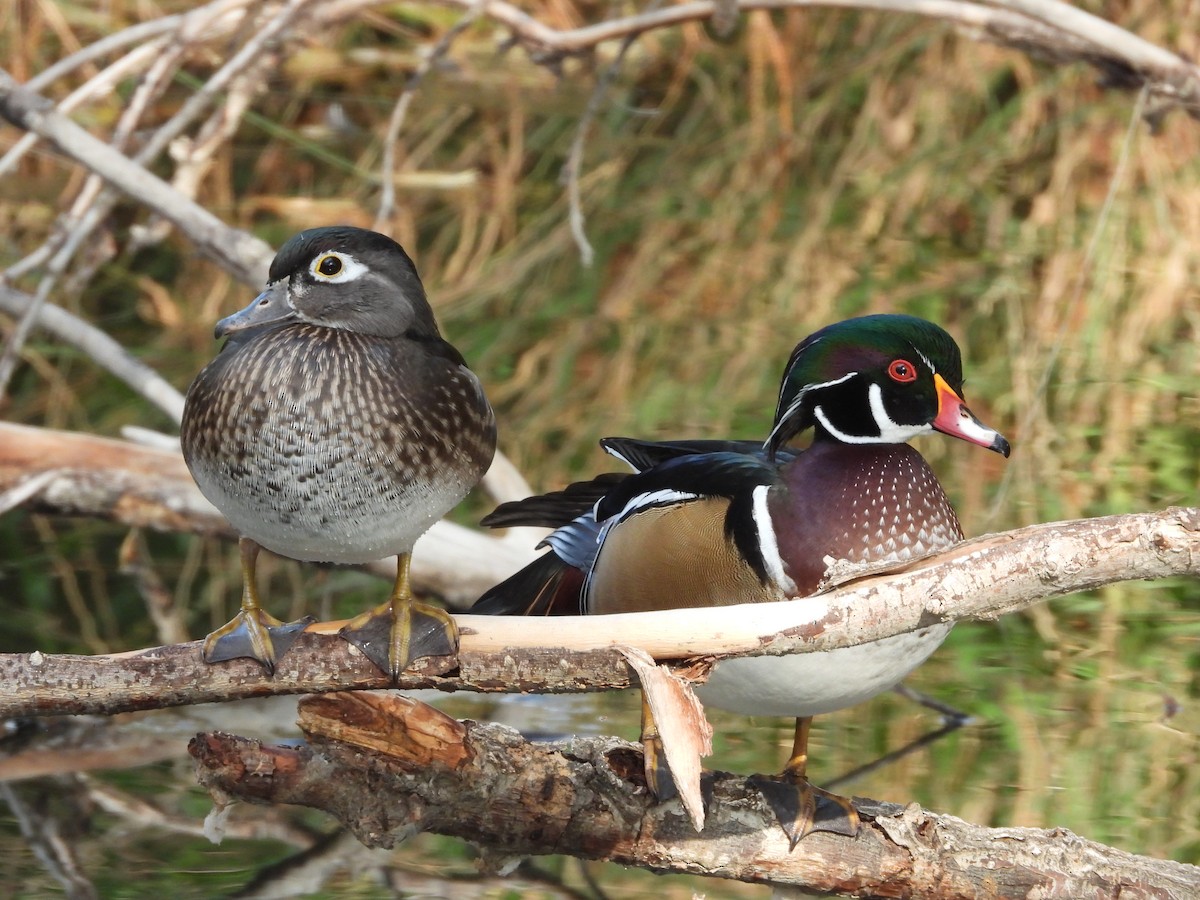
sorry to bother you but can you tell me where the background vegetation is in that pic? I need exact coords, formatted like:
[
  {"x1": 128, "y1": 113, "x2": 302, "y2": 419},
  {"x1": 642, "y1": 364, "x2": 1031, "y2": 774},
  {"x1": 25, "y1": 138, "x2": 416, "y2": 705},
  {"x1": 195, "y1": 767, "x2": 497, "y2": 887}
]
[{"x1": 0, "y1": 0, "x2": 1196, "y2": 896}]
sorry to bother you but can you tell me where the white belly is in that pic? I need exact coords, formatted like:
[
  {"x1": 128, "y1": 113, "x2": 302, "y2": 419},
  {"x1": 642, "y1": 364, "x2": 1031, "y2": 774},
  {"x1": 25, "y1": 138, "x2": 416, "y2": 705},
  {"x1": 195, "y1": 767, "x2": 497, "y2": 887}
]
[
  {"x1": 695, "y1": 623, "x2": 952, "y2": 718},
  {"x1": 193, "y1": 458, "x2": 471, "y2": 565}
]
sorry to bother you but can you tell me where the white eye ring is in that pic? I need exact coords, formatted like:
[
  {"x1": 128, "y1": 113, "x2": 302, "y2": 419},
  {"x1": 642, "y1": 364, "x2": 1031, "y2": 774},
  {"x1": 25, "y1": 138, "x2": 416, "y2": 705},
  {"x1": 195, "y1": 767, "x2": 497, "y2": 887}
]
[{"x1": 310, "y1": 251, "x2": 369, "y2": 283}]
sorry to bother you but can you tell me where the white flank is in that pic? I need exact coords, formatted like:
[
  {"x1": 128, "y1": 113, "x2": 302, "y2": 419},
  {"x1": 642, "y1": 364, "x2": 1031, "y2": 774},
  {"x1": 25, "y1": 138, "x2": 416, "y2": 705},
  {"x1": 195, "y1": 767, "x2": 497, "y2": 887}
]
[{"x1": 696, "y1": 623, "x2": 953, "y2": 717}]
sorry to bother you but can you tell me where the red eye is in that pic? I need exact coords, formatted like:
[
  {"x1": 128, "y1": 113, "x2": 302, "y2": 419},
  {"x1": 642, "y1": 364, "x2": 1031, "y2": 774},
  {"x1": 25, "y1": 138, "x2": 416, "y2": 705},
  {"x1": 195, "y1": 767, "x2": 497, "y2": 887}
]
[{"x1": 888, "y1": 359, "x2": 917, "y2": 383}]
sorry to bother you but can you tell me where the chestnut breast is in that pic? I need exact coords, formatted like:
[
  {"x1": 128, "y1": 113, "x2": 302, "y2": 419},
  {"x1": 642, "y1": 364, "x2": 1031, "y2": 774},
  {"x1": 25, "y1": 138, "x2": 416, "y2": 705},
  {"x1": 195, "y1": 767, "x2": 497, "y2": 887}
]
[{"x1": 768, "y1": 441, "x2": 963, "y2": 596}]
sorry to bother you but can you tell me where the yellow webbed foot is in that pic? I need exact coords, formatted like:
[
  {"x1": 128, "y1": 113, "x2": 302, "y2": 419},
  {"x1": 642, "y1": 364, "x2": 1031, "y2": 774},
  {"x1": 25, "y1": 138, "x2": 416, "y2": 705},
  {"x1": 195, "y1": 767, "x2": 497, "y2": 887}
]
[
  {"x1": 339, "y1": 597, "x2": 458, "y2": 680},
  {"x1": 640, "y1": 727, "x2": 679, "y2": 802},
  {"x1": 750, "y1": 715, "x2": 861, "y2": 847},
  {"x1": 751, "y1": 773, "x2": 860, "y2": 848},
  {"x1": 203, "y1": 608, "x2": 313, "y2": 674}
]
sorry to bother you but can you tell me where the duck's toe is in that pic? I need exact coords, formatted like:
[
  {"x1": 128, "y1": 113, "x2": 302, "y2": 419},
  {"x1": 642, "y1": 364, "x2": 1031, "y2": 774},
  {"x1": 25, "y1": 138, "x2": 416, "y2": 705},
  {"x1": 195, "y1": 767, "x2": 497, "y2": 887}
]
[
  {"x1": 640, "y1": 730, "x2": 679, "y2": 802},
  {"x1": 750, "y1": 773, "x2": 860, "y2": 849},
  {"x1": 203, "y1": 610, "x2": 314, "y2": 674},
  {"x1": 339, "y1": 597, "x2": 458, "y2": 680}
]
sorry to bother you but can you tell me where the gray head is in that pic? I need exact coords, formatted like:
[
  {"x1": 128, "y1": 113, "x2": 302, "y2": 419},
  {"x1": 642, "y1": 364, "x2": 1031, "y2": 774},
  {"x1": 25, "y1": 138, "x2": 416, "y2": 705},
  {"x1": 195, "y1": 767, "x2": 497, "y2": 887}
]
[{"x1": 216, "y1": 226, "x2": 440, "y2": 339}]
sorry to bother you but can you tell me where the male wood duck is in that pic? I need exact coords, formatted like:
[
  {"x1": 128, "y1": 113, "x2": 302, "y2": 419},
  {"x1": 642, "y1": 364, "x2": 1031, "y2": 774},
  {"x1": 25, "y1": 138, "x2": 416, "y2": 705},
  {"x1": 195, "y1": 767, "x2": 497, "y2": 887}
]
[
  {"x1": 181, "y1": 226, "x2": 496, "y2": 678},
  {"x1": 473, "y1": 314, "x2": 1008, "y2": 846}
]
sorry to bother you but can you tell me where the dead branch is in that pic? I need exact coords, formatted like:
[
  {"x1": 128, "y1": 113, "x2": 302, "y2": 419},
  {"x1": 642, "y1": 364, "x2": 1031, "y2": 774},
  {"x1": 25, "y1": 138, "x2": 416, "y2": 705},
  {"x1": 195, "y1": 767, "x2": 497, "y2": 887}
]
[
  {"x1": 0, "y1": 67, "x2": 273, "y2": 284},
  {"x1": 560, "y1": 0, "x2": 656, "y2": 266},
  {"x1": 1, "y1": 781, "x2": 98, "y2": 899},
  {"x1": 374, "y1": 0, "x2": 489, "y2": 229},
  {"x1": 0, "y1": 0, "x2": 1193, "y2": 297},
  {"x1": 1, "y1": 0, "x2": 1190, "y2": 496},
  {"x1": 0, "y1": 495, "x2": 1193, "y2": 719},
  {"x1": 0, "y1": 289, "x2": 186, "y2": 423},
  {"x1": 413, "y1": 0, "x2": 1200, "y2": 116},
  {"x1": 0, "y1": 422, "x2": 226, "y2": 536},
  {"x1": 0, "y1": 716, "x2": 183, "y2": 783},
  {"x1": 188, "y1": 691, "x2": 1200, "y2": 898}
]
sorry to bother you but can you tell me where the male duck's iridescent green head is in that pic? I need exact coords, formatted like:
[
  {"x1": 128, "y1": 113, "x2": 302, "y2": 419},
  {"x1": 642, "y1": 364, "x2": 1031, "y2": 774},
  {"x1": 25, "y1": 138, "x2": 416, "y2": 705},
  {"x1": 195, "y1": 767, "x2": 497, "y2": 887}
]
[
  {"x1": 214, "y1": 226, "x2": 440, "y2": 341},
  {"x1": 765, "y1": 314, "x2": 1010, "y2": 458}
]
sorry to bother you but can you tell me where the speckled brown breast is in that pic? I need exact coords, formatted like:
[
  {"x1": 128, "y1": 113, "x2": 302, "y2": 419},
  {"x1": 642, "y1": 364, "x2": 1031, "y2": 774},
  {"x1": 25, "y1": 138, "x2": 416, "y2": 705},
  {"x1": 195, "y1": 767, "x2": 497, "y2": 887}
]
[
  {"x1": 707, "y1": 441, "x2": 961, "y2": 717},
  {"x1": 181, "y1": 323, "x2": 496, "y2": 565}
]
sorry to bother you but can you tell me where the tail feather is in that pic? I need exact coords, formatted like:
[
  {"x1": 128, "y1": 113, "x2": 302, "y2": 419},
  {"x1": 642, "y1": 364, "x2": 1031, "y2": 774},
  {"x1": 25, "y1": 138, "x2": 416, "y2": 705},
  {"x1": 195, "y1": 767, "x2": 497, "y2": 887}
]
[
  {"x1": 481, "y1": 472, "x2": 628, "y2": 529},
  {"x1": 471, "y1": 552, "x2": 585, "y2": 616}
]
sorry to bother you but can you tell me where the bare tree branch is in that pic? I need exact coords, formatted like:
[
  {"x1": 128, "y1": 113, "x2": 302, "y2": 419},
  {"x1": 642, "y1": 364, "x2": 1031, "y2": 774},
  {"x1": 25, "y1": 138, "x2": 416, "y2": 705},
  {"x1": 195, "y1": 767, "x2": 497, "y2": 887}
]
[
  {"x1": 410, "y1": 0, "x2": 1200, "y2": 118},
  {"x1": 374, "y1": 0, "x2": 488, "y2": 229},
  {"x1": 0, "y1": 0, "x2": 1192, "y2": 416},
  {"x1": 1, "y1": 0, "x2": 1193, "y2": 297},
  {"x1": 188, "y1": 691, "x2": 1200, "y2": 897},
  {"x1": 0, "y1": 39, "x2": 170, "y2": 182},
  {"x1": 0, "y1": 782, "x2": 98, "y2": 900},
  {"x1": 0, "y1": 69, "x2": 274, "y2": 285},
  {"x1": 0, "y1": 499, "x2": 1193, "y2": 718},
  {"x1": 559, "y1": 0, "x2": 662, "y2": 265},
  {"x1": 1, "y1": 1, "x2": 1194, "y2": 893}
]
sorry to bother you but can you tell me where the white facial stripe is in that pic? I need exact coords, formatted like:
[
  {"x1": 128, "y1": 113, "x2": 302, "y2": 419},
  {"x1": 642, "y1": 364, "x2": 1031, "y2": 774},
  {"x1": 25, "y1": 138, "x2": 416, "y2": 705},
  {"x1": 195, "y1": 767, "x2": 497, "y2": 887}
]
[
  {"x1": 310, "y1": 251, "x2": 370, "y2": 284},
  {"x1": 813, "y1": 385, "x2": 931, "y2": 445},
  {"x1": 813, "y1": 405, "x2": 872, "y2": 444},
  {"x1": 867, "y1": 382, "x2": 932, "y2": 442},
  {"x1": 915, "y1": 348, "x2": 936, "y2": 374},
  {"x1": 752, "y1": 485, "x2": 795, "y2": 594},
  {"x1": 765, "y1": 371, "x2": 858, "y2": 449}
]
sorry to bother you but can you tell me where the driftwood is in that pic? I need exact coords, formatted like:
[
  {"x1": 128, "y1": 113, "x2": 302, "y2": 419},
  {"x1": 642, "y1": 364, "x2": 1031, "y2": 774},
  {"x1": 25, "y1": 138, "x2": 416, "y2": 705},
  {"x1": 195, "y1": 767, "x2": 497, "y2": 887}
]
[
  {"x1": 190, "y1": 691, "x2": 1200, "y2": 898},
  {"x1": 0, "y1": 503, "x2": 1194, "y2": 719},
  {"x1": 3, "y1": 418, "x2": 1193, "y2": 720},
  {"x1": 1, "y1": 423, "x2": 1197, "y2": 895}
]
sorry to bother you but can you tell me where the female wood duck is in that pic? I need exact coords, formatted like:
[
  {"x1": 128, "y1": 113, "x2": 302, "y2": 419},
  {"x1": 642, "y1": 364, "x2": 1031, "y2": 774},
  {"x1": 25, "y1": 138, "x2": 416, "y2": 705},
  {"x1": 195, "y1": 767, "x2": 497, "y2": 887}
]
[
  {"x1": 181, "y1": 226, "x2": 496, "y2": 679},
  {"x1": 473, "y1": 314, "x2": 1008, "y2": 846}
]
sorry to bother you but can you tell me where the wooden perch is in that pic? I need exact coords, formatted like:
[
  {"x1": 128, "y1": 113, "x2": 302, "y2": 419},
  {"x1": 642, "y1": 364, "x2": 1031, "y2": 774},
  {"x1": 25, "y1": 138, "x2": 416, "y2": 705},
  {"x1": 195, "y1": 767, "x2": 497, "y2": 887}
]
[
  {"x1": 1, "y1": 505, "x2": 1195, "y2": 719},
  {"x1": 189, "y1": 691, "x2": 1200, "y2": 898}
]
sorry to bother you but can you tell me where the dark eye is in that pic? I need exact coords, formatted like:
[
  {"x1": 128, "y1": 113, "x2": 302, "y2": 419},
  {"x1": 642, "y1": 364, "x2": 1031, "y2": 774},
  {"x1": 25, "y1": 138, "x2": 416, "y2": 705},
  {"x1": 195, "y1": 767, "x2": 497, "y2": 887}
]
[
  {"x1": 316, "y1": 255, "x2": 342, "y2": 277},
  {"x1": 888, "y1": 359, "x2": 917, "y2": 383}
]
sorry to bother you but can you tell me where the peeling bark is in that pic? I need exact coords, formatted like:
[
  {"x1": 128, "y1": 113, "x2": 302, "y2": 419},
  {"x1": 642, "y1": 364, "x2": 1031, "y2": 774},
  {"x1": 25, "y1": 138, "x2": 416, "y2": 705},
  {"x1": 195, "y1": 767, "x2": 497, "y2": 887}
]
[{"x1": 190, "y1": 692, "x2": 1200, "y2": 898}]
